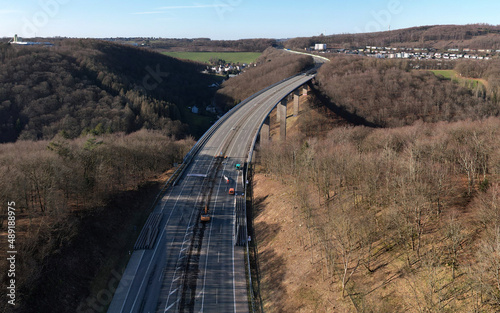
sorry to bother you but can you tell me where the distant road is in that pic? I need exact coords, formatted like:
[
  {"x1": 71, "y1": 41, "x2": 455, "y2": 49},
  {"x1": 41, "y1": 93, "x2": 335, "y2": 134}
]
[
  {"x1": 283, "y1": 48, "x2": 331, "y2": 63},
  {"x1": 108, "y1": 72, "x2": 315, "y2": 313}
]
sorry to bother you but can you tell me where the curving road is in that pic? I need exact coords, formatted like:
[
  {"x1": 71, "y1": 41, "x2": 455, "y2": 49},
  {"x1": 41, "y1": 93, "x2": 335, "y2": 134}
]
[{"x1": 108, "y1": 73, "x2": 314, "y2": 313}]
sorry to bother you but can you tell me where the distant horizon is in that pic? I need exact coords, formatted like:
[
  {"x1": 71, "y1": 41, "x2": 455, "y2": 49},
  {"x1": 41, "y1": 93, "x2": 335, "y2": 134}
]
[
  {"x1": 1, "y1": 0, "x2": 499, "y2": 40},
  {"x1": 2, "y1": 23, "x2": 499, "y2": 42}
]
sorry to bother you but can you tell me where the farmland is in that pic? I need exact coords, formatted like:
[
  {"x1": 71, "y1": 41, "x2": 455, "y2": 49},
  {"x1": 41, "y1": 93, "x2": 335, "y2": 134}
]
[{"x1": 162, "y1": 51, "x2": 261, "y2": 64}]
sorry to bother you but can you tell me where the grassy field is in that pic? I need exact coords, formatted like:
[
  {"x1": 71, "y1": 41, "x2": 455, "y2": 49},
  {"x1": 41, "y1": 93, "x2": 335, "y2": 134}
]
[
  {"x1": 162, "y1": 51, "x2": 261, "y2": 64},
  {"x1": 429, "y1": 69, "x2": 486, "y2": 88},
  {"x1": 430, "y1": 70, "x2": 455, "y2": 80}
]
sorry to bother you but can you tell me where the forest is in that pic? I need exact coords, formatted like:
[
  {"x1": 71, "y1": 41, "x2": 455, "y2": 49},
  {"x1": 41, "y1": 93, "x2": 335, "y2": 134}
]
[
  {"x1": 146, "y1": 38, "x2": 277, "y2": 52},
  {"x1": 285, "y1": 24, "x2": 500, "y2": 50},
  {"x1": 314, "y1": 57, "x2": 500, "y2": 128},
  {"x1": 258, "y1": 116, "x2": 500, "y2": 312},
  {"x1": 0, "y1": 130, "x2": 195, "y2": 312},
  {"x1": 0, "y1": 40, "x2": 221, "y2": 143},
  {"x1": 247, "y1": 53, "x2": 500, "y2": 312}
]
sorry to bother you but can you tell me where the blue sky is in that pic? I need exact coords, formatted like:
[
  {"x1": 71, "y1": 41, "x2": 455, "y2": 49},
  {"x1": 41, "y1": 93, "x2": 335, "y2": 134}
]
[{"x1": 0, "y1": 0, "x2": 499, "y2": 39}]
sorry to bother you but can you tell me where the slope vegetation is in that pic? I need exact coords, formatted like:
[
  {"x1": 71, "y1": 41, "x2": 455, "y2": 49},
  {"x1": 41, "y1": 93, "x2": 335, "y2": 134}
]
[
  {"x1": 251, "y1": 56, "x2": 500, "y2": 312},
  {"x1": 0, "y1": 40, "x2": 220, "y2": 143},
  {"x1": 314, "y1": 56, "x2": 499, "y2": 127},
  {"x1": 285, "y1": 24, "x2": 500, "y2": 50},
  {"x1": 215, "y1": 48, "x2": 314, "y2": 110}
]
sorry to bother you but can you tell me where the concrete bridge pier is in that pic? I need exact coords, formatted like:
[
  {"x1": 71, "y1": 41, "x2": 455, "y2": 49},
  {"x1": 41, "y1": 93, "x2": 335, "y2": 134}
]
[
  {"x1": 293, "y1": 89, "x2": 300, "y2": 117},
  {"x1": 303, "y1": 84, "x2": 309, "y2": 96},
  {"x1": 279, "y1": 99, "x2": 287, "y2": 141},
  {"x1": 260, "y1": 115, "x2": 270, "y2": 143}
]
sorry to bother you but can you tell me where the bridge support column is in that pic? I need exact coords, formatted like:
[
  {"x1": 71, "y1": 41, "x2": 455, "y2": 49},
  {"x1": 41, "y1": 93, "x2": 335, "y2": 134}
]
[
  {"x1": 293, "y1": 89, "x2": 300, "y2": 117},
  {"x1": 279, "y1": 99, "x2": 287, "y2": 141},
  {"x1": 302, "y1": 85, "x2": 309, "y2": 96},
  {"x1": 276, "y1": 101, "x2": 280, "y2": 121},
  {"x1": 260, "y1": 116, "x2": 270, "y2": 143}
]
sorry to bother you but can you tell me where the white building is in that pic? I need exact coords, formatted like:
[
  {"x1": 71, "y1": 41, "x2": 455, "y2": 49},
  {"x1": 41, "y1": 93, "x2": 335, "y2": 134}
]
[{"x1": 314, "y1": 44, "x2": 327, "y2": 51}]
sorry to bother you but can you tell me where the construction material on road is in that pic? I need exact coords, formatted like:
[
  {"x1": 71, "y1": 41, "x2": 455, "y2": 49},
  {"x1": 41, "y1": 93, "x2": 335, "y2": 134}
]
[{"x1": 200, "y1": 205, "x2": 211, "y2": 222}]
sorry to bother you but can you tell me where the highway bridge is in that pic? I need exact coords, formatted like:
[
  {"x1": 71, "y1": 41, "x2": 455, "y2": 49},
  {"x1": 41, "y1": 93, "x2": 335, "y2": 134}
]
[{"x1": 108, "y1": 57, "x2": 321, "y2": 313}]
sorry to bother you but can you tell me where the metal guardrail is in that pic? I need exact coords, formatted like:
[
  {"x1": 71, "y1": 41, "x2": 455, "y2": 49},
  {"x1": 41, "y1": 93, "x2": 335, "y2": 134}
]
[{"x1": 242, "y1": 74, "x2": 316, "y2": 313}]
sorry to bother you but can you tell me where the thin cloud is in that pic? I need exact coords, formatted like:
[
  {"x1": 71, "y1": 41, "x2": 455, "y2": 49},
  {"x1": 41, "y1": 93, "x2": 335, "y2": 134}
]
[
  {"x1": 156, "y1": 4, "x2": 229, "y2": 10},
  {"x1": 132, "y1": 11, "x2": 165, "y2": 15},
  {"x1": 132, "y1": 4, "x2": 229, "y2": 15}
]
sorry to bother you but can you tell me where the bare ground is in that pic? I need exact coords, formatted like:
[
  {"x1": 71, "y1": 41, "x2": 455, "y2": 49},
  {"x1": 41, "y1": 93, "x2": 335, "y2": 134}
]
[{"x1": 253, "y1": 174, "x2": 354, "y2": 313}]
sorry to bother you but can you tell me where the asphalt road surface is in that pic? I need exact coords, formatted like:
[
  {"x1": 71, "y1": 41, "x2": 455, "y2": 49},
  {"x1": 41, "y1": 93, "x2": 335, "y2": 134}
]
[{"x1": 108, "y1": 73, "x2": 314, "y2": 313}]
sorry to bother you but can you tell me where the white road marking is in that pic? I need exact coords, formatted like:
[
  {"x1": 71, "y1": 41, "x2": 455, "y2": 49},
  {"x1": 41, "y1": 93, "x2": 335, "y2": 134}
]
[
  {"x1": 164, "y1": 300, "x2": 177, "y2": 312},
  {"x1": 169, "y1": 288, "x2": 178, "y2": 296},
  {"x1": 124, "y1": 158, "x2": 206, "y2": 313},
  {"x1": 163, "y1": 135, "x2": 232, "y2": 312}
]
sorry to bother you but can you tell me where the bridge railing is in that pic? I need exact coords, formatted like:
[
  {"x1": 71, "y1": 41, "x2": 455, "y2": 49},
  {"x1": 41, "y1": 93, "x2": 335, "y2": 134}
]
[{"x1": 242, "y1": 74, "x2": 315, "y2": 313}]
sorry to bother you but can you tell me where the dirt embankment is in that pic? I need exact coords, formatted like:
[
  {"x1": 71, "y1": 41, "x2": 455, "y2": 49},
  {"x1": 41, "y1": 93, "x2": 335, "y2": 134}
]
[{"x1": 253, "y1": 174, "x2": 351, "y2": 312}]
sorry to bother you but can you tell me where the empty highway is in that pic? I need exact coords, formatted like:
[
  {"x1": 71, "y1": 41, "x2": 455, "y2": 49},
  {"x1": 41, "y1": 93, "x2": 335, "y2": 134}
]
[{"x1": 108, "y1": 73, "x2": 315, "y2": 313}]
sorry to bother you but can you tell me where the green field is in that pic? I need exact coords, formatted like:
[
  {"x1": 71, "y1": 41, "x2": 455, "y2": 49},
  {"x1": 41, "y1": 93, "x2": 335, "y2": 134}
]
[
  {"x1": 430, "y1": 70, "x2": 485, "y2": 89},
  {"x1": 162, "y1": 51, "x2": 261, "y2": 64},
  {"x1": 430, "y1": 70, "x2": 456, "y2": 80}
]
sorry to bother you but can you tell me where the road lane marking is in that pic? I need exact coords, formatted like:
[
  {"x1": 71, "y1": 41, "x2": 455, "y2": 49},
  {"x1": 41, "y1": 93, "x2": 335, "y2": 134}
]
[
  {"x1": 164, "y1": 136, "x2": 232, "y2": 311},
  {"x1": 164, "y1": 300, "x2": 177, "y2": 312},
  {"x1": 162, "y1": 75, "x2": 312, "y2": 312},
  {"x1": 128, "y1": 156, "x2": 212, "y2": 312}
]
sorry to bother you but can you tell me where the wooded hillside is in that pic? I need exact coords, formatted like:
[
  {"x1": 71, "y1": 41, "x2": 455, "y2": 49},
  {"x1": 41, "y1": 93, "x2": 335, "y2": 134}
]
[
  {"x1": 314, "y1": 57, "x2": 500, "y2": 127},
  {"x1": 0, "y1": 40, "x2": 220, "y2": 143},
  {"x1": 258, "y1": 116, "x2": 500, "y2": 312},
  {"x1": 0, "y1": 131, "x2": 195, "y2": 312},
  {"x1": 285, "y1": 24, "x2": 500, "y2": 50},
  {"x1": 215, "y1": 48, "x2": 314, "y2": 110}
]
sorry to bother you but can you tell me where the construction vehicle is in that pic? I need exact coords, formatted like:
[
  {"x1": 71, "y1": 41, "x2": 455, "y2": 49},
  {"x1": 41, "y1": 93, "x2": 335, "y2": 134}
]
[{"x1": 200, "y1": 205, "x2": 210, "y2": 222}]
